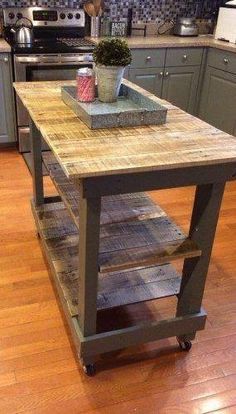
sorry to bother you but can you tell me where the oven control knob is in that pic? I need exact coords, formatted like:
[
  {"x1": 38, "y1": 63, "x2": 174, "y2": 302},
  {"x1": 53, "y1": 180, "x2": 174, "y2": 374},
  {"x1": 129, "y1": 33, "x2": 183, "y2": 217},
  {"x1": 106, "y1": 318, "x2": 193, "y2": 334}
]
[
  {"x1": 8, "y1": 12, "x2": 15, "y2": 19},
  {"x1": 68, "y1": 13, "x2": 73, "y2": 19},
  {"x1": 16, "y1": 12, "x2": 23, "y2": 19},
  {"x1": 60, "y1": 12, "x2": 66, "y2": 19},
  {"x1": 75, "y1": 13, "x2": 81, "y2": 19}
]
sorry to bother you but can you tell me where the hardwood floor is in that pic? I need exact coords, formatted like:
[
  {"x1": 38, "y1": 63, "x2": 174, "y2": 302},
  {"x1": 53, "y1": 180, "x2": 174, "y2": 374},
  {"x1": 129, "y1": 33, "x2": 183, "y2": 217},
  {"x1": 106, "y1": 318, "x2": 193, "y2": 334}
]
[{"x1": 0, "y1": 148, "x2": 236, "y2": 414}]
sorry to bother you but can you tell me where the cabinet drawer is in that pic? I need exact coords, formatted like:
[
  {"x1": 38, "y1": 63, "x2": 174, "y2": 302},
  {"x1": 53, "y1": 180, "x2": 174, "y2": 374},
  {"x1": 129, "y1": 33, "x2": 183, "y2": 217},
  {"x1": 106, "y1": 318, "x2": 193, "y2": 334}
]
[
  {"x1": 130, "y1": 48, "x2": 166, "y2": 68},
  {"x1": 207, "y1": 48, "x2": 236, "y2": 74},
  {"x1": 166, "y1": 48, "x2": 203, "y2": 67}
]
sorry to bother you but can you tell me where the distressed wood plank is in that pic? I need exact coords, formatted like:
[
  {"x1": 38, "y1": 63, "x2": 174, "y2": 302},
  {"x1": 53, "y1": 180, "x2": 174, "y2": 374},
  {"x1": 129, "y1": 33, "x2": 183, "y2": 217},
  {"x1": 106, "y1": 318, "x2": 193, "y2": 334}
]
[
  {"x1": 14, "y1": 80, "x2": 236, "y2": 179},
  {"x1": 32, "y1": 201, "x2": 199, "y2": 316},
  {"x1": 35, "y1": 200, "x2": 201, "y2": 275},
  {"x1": 42, "y1": 152, "x2": 166, "y2": 228}
]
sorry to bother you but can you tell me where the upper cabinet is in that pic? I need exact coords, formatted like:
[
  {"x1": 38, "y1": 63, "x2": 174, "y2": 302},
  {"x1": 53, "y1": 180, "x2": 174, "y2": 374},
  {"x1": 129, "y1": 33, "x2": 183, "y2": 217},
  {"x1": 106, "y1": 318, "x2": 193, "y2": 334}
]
[
  {"x1": 0, "y1": 54, "x2": 16, "y2": 144},
  {"x1": 199, "y1": 49, "x2": 236, "y2": 136}
]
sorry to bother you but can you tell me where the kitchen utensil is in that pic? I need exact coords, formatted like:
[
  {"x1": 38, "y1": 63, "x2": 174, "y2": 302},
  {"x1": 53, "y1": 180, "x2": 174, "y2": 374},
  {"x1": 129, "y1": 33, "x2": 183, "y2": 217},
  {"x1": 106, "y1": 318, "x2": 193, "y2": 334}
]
[
  {"x1": 173, "y1": 17, "x2": 199, "y2": 37},
  {"x1": 10, "y1": 17, "x2": 33, "y2": 45},
  {"x1": 100, "y1": 0, "x2": 105, "y2": 11},
  {"x1": 84, "y1": 2, "x2": 96, "y2": 17},
  {"x1": 93, "y1": 0, "x2": 101, "y2": 16}
]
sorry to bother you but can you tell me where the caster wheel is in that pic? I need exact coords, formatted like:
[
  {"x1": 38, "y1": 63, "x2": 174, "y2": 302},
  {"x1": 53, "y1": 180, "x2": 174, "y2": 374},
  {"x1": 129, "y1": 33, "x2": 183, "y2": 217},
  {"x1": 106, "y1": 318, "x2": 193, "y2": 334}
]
[
  {"x1": 83, "y1": 364, "x2": 96, "y2": 377},
  {"x1": 178, "y1": 340, "x2": 192, "y2": 352}
]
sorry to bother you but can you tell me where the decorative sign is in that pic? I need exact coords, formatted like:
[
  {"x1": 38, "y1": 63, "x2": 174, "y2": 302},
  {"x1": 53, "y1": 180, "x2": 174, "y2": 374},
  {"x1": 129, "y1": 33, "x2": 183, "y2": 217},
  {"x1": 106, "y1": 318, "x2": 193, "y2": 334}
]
[{"x1": 111, "y1": 22, "x2": 127, "y2": 37}]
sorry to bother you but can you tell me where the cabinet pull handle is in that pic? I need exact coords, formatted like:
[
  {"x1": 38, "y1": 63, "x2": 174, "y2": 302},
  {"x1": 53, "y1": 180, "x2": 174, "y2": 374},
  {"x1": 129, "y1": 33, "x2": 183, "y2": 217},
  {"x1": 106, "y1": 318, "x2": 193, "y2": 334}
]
[
  {"x1": 146, "y1": 56, "x2": 151, "y2": 61},
  {"x1": 224, "y1": 58, "x2": 229, "y2": 64}
]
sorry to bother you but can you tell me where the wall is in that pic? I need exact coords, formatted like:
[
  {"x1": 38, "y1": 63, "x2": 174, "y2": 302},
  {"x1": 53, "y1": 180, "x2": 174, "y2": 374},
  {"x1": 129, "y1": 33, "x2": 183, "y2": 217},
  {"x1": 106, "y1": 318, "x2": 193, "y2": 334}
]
[{"x1": 0, "y1": 0, "x2": 223, "y2": 24}]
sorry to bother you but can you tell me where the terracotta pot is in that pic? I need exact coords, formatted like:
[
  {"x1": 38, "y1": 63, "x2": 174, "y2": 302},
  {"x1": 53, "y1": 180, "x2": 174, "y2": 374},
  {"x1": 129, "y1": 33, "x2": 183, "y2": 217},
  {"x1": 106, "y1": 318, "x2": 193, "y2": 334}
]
[{"x1": 96, "y1": 65, "x2": 125, "y2": 103}]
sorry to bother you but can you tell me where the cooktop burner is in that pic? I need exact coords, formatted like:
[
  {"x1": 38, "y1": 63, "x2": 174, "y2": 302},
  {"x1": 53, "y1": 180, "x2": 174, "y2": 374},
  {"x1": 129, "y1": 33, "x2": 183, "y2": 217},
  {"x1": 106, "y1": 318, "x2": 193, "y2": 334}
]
[
  {"x1": 9, "y1": 37, "x2": 95, "y2": 54},
  {"x1": 59, "y1": 38, "x2": 95, "y2": 48}
]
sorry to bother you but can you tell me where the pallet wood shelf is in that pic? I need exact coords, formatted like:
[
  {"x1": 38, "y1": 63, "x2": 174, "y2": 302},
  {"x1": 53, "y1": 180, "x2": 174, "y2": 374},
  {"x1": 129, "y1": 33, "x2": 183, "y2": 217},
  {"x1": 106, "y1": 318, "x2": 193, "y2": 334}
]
[
  {"x1": 32, "y1": 200, "x2": 183, "y2": 316},
  {"x1": 42, "y1": 152, "x2": 168, "y2": 227},
  {"x1": 42, "y1": 152, "x2": 201, "y2": 274}
]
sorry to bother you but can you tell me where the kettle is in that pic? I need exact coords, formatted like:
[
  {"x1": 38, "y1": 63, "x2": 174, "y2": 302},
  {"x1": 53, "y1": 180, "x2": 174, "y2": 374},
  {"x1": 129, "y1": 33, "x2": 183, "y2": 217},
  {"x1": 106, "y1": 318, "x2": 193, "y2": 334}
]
[{"x1": 11, "y1": 17, "x2": 33, "y2": 45}]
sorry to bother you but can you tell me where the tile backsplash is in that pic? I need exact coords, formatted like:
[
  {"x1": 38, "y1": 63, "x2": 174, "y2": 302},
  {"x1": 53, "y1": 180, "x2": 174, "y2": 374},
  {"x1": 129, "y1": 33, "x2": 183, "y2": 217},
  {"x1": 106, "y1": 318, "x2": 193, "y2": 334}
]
[{"x1": 0, "y1": 0, "x2": 223, "y2": 24}]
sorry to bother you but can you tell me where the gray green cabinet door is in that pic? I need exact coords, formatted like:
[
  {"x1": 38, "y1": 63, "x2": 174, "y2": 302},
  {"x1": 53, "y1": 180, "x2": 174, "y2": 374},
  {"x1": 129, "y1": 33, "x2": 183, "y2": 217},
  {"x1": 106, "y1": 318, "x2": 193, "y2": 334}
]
[
  {"x1": 162, "y1": 66, "x2": 200, "y2": 115},
  {"x1": 0, "y1": 54, "x2": 16, "y2": 144},
  {"x1": 199, "y1": 66, "x2": 236, "y2": 136},
  {"x1": 128, "y1": 68, "x2": 163, "y2": 97}
]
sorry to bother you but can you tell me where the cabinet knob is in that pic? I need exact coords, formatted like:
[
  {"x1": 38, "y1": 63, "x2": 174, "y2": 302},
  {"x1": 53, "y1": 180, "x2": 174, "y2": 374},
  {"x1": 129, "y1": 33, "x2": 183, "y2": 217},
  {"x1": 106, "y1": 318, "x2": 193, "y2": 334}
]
[
  {"x1": 183, "y1": 54, "x2": 188, "y2": 60},
  {"x1": 146, "y1": 56, "x2": 151, "y2": 61},
  {"x1": 223, "y1": 58, "x2": 229, "y2": 64},
  {"x1": 3, "y1": 57, "x2": 8, "y2": 63},
  {"x1": 159, "y1": 72, "x2": 163, "y2": 76},
  {"x1": 165, "y1": 72, "x2": 169, "y2": 77}
]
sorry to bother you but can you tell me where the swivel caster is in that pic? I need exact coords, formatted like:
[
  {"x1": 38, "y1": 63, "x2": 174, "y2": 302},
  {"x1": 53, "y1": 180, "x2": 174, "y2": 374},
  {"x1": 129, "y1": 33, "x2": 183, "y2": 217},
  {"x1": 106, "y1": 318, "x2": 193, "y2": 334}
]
[
  {"x1": 83, "y1": 364, "x2": 96, "y2": 377},
  {"x1": 178, "y1": 339, "x2": 192, "y2": 352}
]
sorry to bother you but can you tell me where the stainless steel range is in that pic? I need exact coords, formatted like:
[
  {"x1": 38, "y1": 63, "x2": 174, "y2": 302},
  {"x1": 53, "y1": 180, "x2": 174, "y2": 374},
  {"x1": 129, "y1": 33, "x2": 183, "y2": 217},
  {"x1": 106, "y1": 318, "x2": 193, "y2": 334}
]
[{"x1": 3, "y1": 7, "x2": 94, "y2": 171}]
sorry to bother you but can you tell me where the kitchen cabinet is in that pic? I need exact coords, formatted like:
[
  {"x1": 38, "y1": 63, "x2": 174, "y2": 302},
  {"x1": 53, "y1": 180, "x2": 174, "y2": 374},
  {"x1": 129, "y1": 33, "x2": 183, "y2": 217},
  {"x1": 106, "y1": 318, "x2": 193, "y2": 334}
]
[
  {"x1": 129, "y1": 68, "x2": 163, "y2": 96},
  {"x1": 199, "y1": 49, "x2": 236, "y2": 136},
  {"x1": 0, "y1": 54, "x2": 16, "y2": 144},
  {"x1": 162, "y1": 66, "x2": 200, "y2": 115},
  {"x1": 128, "y1": 47, "x2": 203, "y2": 115},
  {"x1": 199, "y1": 66, "x2": 236, "y2": 136},
  {"x1": 0, "y1": 53, "x2": 16, "y2": 144}
]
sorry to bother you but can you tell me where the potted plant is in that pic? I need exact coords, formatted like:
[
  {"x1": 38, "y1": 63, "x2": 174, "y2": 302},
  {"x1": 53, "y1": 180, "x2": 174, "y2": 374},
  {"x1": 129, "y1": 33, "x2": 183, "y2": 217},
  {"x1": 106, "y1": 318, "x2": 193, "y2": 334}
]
[{"x1": 93, "y1": 38, "x2": 132, "y2": 103}]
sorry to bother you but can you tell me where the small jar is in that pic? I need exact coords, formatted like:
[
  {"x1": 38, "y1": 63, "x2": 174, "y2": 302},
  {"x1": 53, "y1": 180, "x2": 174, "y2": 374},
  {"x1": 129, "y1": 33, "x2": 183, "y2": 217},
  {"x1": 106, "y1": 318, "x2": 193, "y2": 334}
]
[{"x1": 77, "y1": 68, "x2": 95, "y2": 103}]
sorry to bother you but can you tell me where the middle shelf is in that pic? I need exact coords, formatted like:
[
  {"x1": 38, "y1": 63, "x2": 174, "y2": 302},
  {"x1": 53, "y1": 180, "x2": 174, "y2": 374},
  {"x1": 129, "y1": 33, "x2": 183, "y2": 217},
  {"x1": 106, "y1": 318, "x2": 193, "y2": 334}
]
[{"x1": 43, "y1": 152, "x2": 201, "y2": 274}]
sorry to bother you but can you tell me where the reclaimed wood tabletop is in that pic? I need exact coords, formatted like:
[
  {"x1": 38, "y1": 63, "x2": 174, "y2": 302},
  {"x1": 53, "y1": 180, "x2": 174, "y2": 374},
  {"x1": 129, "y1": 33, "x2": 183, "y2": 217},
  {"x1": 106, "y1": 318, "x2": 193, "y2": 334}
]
[{"x1": 14, "y1": 79, "x2": 236, "y2": 179}]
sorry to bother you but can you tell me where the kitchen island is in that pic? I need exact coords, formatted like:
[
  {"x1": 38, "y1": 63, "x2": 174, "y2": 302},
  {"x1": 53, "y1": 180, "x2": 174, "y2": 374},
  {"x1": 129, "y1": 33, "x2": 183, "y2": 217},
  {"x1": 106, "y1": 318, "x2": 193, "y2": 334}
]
[{"x1": 14, "y1": 79, "x2": 236, "y2": 375}]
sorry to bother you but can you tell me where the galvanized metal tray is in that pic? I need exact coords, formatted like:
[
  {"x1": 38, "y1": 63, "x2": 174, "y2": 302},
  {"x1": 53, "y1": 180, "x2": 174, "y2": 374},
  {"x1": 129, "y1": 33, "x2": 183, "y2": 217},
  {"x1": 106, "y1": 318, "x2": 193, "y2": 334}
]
[{"x1": 61, "y1": 84, "x2": 167, "y2": 129}]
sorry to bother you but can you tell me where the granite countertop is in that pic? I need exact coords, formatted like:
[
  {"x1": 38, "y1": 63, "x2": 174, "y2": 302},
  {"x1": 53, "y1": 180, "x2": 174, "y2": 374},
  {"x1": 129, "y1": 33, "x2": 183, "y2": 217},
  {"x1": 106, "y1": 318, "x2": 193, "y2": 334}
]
[
  {"x1": 14, "y1": 79, "x2": 236, "y2": 179},
  {"x1": 90, "y1": 35, "x2": 236, "y2": 54},
  {"x1": 0, "y1": 39, "x2": 11, "y2": 53}
]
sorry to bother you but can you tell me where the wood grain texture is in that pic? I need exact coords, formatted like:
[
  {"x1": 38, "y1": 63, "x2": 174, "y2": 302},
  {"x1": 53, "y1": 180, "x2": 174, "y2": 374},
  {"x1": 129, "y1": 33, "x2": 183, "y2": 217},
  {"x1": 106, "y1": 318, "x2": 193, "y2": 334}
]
[
  {"x1": 14, "y1": 80, "x2": 236, "y2": 179},
  {"x1": 1, "y1": 149, "x2": 236, "y2": 413},
  {"x1": 32, "y1": 199, "x2": 199, "y2": 315},
  {"x1": 42, "y1": 151, "x2": 166, "y2": 226}
]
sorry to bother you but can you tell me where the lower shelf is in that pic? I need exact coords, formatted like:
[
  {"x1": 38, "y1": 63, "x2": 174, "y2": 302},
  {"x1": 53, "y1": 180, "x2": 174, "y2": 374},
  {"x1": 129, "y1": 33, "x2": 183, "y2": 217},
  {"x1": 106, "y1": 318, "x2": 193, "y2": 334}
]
[{"x1": 32, "y1": 200, "x2": 182, "y2": 317}]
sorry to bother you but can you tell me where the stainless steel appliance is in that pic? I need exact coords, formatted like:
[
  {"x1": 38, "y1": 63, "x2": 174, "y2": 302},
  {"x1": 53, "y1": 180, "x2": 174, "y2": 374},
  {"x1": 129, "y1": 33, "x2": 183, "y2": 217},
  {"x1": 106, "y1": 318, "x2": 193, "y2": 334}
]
[
  {"x1": 173, "y1": 17, "x2": 199, "y2": 37},
  {"x1": 3, "y1": 7, "x2": 94, "y2": 172},
  {"x1": 10, "y1": 17, "x2": 34, "y2": 45}
]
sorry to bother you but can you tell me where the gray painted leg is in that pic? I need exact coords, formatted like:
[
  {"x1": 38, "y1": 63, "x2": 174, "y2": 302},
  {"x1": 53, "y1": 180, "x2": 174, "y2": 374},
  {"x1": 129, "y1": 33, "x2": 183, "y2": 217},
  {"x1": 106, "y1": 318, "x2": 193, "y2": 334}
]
[
  {"x1": 77, "y1": 180, "x2": 101, "y2": 338},
  {"x1": 176, "y1": 182, "x2": 226, "y2": 335},
  {"x1": 29, "y1": 120, "x2": 44, "y2": 206}
]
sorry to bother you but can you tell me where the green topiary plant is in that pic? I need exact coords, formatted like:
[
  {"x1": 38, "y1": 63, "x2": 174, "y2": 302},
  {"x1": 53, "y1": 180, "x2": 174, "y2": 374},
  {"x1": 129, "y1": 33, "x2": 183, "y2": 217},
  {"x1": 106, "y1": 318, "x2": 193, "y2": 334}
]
[{"x1": 93, "y1": 38, "x2": 132, "y2": 67}]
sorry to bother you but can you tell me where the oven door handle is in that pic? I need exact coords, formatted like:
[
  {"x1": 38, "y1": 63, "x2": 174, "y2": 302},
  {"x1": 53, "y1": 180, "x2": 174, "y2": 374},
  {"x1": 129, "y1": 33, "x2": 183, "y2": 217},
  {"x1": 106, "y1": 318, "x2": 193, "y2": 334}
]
[
  {"x1": 15, "y1": 56, "x2": 42, "y2": 64},
  {"x1": 15, "y1": 56, "x2": 94, "y2": 65}
]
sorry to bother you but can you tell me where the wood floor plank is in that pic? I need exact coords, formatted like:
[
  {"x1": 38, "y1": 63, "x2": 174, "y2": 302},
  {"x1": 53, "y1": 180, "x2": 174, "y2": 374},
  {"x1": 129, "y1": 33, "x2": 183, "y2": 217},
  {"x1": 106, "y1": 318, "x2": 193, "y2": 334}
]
[{"x1": 0, "y1": 149, "x2": 236, "y2": 414}]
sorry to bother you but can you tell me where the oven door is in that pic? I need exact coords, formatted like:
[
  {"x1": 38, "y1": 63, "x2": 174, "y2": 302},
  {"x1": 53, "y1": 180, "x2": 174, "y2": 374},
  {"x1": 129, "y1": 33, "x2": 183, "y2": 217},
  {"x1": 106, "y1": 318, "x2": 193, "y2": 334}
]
[{"x1": 14, "y1": 55, "x2": 93, "y2": 152}]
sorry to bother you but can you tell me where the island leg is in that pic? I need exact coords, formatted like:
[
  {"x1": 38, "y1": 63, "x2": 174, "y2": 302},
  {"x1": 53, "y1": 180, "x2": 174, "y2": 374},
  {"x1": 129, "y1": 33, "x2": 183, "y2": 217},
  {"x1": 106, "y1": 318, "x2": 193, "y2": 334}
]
[
  {"x1": 77, "y1": 181, "x2": 101, "y2": 375},
  {"x1": 29, "y1": 119, "x2": 44, "y2": 206},
  {"x1": 176, "y1": 182, "x2": 225, "y2": 348}
]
